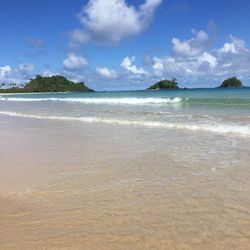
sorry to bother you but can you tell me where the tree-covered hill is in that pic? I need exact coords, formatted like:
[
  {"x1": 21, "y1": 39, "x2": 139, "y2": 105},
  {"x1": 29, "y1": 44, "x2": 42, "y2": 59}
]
[
  {"x1": 219, "y1": 77, "x2": 243, "y2": 88},
  {"x1": 147, "y1": 79, "x2": 179, "y2": 90},
  {"x1": 0, "y1": 75, "x2": 94, "y2": 93}
]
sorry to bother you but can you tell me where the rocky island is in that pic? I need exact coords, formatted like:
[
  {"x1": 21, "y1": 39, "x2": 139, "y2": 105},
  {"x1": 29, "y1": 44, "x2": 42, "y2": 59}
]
[
  {"x1": 147, "y1": 79, "x2": 179, "y2": 90},
  {"x1": 0, "y1": 75, "x2": 94, "y2": 93},
  {"x1": 219, "y1": 77, "x2": 243, "y2": 88}
]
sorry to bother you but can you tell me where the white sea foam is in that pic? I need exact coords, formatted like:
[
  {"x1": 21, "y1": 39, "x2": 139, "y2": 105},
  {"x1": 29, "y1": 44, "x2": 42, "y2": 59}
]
[
  {"x1": 0, "y1": 97, "x2": 183, "y2": 105},
  {"x1": 0, "y1": 111, "x2": 249, "y2": 137},
  {"x1": 0, "y1": 97, "x2": 54, "y2": 102}
]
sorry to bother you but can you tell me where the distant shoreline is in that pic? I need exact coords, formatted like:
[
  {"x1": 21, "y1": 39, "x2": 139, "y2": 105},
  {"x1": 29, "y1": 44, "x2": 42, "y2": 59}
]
[
  {"x1": 1, "y1": 76, "x2": 248, "y2": 93},
  {"x1": 1, "y1": 86, "x2": 250, "y2": 94}
]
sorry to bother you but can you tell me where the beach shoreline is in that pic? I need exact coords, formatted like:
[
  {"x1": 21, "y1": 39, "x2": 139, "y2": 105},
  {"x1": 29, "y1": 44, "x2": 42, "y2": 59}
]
[{"x1": 1, "y1": 115, "x2": 250, "y2": 249}]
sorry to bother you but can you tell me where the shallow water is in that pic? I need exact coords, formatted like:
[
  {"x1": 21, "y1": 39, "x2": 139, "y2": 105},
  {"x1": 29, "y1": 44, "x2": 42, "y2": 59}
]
[
  {"x1": 1, "y1": 88, "x2": 250, "y2": 136},
  {"x1": 0, "y1": 89, "x2": 250, "y2": 249}
]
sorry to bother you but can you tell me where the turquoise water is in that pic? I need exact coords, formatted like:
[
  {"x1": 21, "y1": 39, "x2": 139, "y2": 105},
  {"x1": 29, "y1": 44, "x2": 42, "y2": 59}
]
[
  {"x1": 1, "y1": 88, "x2": 250, "y2": 249},
  {"x1": 0, "y1": 88, "x2": 250, "y2": 136}
]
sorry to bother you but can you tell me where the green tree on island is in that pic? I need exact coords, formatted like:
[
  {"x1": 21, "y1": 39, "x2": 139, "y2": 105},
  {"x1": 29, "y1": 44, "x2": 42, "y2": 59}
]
[
  {"x1": 0, "y1": 75, "x2": 94, "y2": 93},
  {"x1": 147, "y1": 78, "x2": 179, "y2": 90},
  {"x1": 219, "y1": 77, "x2": 243, "y2": 88}
]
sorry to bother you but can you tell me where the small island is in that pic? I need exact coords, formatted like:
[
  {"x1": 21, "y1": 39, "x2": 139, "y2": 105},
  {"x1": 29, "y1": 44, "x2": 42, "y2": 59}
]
[
  {"x1": 147, "y1": 78, "x2": 179, "y2": 90},
  {"x1": 0, "y1": 75, "x2": 94, "y2": 93},
  {"x1": 219, "y1": 77, "x2": 243, "y2": 88}
]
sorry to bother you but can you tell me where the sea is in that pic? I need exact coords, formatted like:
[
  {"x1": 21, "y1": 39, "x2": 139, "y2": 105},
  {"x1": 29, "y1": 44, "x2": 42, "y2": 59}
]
[
  {"x1": 0, "y1": 88, "x2": 250, "y2": 249},
  {"x1": 1, "y1": 88, "x2": 250, "y2": 136}
]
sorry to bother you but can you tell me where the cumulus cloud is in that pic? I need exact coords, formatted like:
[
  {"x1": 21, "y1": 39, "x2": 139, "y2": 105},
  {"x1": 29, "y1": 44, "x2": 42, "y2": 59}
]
[
  {"x1": 150, "y1": 32, "x2": 250, "y2": 86},
  {"x1": 218, "y1": 36, "x2": 246, "y2": 54},
  {"x1": 121, "y1": 56, "x2": 147, "y2": 74},
  {"x1": 61, "y1": 54, "x2": 90, "y2": 83},
  {"x1": 96, "y1": 67, "x2": 117, "y2": 78},
  {"x1": 70, "y1": 0, "x2": 162, "y2": 45},
  {"x1": 18, "y1": 64, "x2": 34, "y2": 75},
  {"x1": 152, "y1": 58, "x2": 165, "y2": 77},
  {"x1": 0, "y1": 64, "x2": 34, "y2": 85},
  {"x1": 0, "y1": 66, "x2": 12, "y2": 82},
  {"x1": 172, "y1": 30, "x2": 211, "y2": 57},
  {"x1": 199, "y1": 52, "x2": 217, "y2": 68},
  {"x1": 63, "y1": 53, "x2": 89, "y2": 71},
  {"x1": 60, "y1": 70, "x2": 89, "y2": 83}
]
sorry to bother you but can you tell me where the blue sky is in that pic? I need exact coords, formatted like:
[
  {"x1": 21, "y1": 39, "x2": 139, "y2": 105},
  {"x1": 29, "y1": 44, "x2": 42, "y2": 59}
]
[{"x1": 0, "y1": 0, "x2": 250, "y2": 90}]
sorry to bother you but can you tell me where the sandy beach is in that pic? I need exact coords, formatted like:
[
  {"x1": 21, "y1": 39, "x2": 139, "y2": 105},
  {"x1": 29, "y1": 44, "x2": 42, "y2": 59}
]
[
  {"x1": 1, "y1": 0, "x2": 250, "y2": 248},
  {"x1": 1, "y1": 115, "x2": 250, "y2": 250}
]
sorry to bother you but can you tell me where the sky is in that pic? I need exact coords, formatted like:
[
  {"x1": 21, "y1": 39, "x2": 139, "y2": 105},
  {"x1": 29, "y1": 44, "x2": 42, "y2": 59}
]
[{"x1": 0, "y1": 0, "x2": 250, "y2": 90}]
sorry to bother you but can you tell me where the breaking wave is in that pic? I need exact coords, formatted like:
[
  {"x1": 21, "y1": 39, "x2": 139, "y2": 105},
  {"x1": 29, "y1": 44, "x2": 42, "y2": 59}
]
[
  {"x1": 1, "y1": 95, "x2": 250, "y2": 106},
  {"x1": 0, "y1": 111, "x2": 249, "y2": 137},
  {"x1": 0, "y1": 96, "x2": 183, "y2": 105}
]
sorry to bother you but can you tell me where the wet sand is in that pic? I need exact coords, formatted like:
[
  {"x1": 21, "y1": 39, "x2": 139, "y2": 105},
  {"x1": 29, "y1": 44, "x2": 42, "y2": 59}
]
[{"x1": 0, "y1": 116, "x2": 250, "y2": 249}]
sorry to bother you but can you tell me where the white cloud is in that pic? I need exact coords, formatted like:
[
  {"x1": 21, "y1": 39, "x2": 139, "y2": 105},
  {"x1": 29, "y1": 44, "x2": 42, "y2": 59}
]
[
  {"x1": 0, "y1": 64, "x2": 34, "y2": 85},
  {"x1": 153, "y1": 61, "x2": 164, "y2": 71},
  {"x1": 199, "y1": 52, "x2": 217, "y2": 68},
  {"x1": 60, "y1": 70, "x2": 88, "y2": 83},
  {"x1": 152, "y1": 59, "x2": 164, "y2": 77},
  {"x1": 71, "y1": 0, "x2": 162, "y2": 45},
  {"x1": 121, "y1": 56, "x2": 147, "y2": 74},
  {"x1": 0, "y1": 66, "x2": 12, "y2": 82},
  {"x1": 63, "y1": 53, "x2": 89, "y2": 71},
  {"x1": 18, "y1": 64, "x2": 34, "y2": 74},
  {"x1": 149, "y1": 33, "x2": 250, "y2": 86},
  {"x1": 151, "y1": 55, "x2": 216, "y2": 79},
  {"x1": 172, "y1": 30, "x2": 211, "y2": 57},
  {"x1": 42, "y1": 70, "x2": 59, "y2": 77},
  {"x1": 96, "y1": 67, "x2": 117, "y2": 78},
  {"x1": 218, "y1": 36, "x2": 246, "y2": 54}
]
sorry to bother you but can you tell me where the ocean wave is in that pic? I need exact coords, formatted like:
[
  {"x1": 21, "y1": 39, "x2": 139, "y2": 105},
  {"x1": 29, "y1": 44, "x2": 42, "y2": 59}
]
[
  {"x1": 0, "y1": 97, "x2": 183, "y2": 105},
  {"x1": 186, "y1": 98, "x2": 250, "y2": 106},
  {"x1": 1, "y1": 96, "x2": 250, "y2": 106},
  {"x1": 0, "y1": 97, "x2": 55, "y2": 102},
  {"x1": 1, "y1": 111, "x2": 249, "y2": 137}
]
